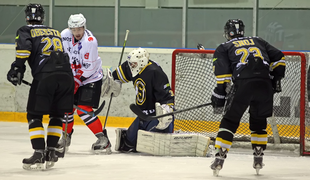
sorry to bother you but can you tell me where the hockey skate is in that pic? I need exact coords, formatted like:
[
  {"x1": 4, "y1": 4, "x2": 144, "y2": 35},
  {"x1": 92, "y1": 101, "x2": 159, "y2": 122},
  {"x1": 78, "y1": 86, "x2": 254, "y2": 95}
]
[
  {"x1": 91, "y1": 129, "x2": 112, "y2": 154},
  {"x1": 22, "y1": 150, "x2": 45, "y2": 170},
  {"x1": 253, "y1": 146, "x2": 264, "y2": 175},
  {"x1": 210, "y1": 147, "x2": 228, "y2": 177},
  {"x1": 55, "y1": 129, "x2": 73, "y2": 157},
  {"x1": 45, "y1": 147, "x2": 58, "y2": 169},
  {"x1": 115, "y1": 128, "x2": 136, "y2": 153}
]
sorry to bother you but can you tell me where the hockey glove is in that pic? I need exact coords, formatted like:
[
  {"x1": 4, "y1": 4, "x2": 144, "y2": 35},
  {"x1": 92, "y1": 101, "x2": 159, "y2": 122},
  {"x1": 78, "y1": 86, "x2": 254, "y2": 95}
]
[
  {"x1": 74, "y1": 69, "x2": 83, "y2": 94},
  {"x1": 211, "y1": 89, "x2": 226, "y2": 108},
  {"x1": 272, "y1": 76, "x2": 282, "y2": 93},
  {"x1": 155, "y1": 102, "x2": 174, "y2": 130},
  {"x1": 101, "y1": 68, "x2": 122, "y2": 97},
  {"x1": 7, "y1": 61, "x2": 26, "y2": 86},
  {"x1": 197, "y1": 43, "x2": 205, "y2": 50}
]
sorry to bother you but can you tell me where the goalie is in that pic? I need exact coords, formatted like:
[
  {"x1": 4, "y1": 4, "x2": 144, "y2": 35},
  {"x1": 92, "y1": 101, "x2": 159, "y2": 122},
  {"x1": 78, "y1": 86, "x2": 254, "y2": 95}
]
[
  {"x1": 112, "y1": 48, "x2": 211, "y2": 156},
  {"x1": 112, "y1": 48, "x2": 175, "y2": 152}
]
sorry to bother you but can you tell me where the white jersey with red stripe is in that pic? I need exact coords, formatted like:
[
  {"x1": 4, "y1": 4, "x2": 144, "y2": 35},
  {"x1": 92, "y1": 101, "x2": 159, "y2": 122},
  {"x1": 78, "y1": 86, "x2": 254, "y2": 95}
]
[{"x1": 61, "y1": 28, "x2": 103, "y2": 85}]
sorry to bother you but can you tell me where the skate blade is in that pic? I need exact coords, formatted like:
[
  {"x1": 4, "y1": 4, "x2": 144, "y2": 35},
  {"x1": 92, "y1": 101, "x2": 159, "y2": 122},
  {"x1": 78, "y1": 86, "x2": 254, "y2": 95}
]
[
  {"x1": 256, "y1": 168, "x2": 260, "y2": 175},
  {"x1": 211, "y1": 165, "x2": 222, "y2": 177},
  {"x1": 45, "y1": 161, "x2": 56, "y2": 169},
  {"x1": 56, "y1": 147, "x2": 69, "y2": 158},
  {"x1": 213, "y1": 169, "x2": 220, "y2": 177},
  {"x1": 212, "y1": 165, "x2": 222, "y2": 177},
  {"x1": 56, "y1": 146, "x2": 69, "y2": 153},
  {"x1": 23, "y1": 163, "x2": 44, "y2": 171},
  {"x1": 255, "y1": 164, "x2": 262, "y2": 175},
  {"x1": 93, "y1": 147, "x2": 112, "y2": 155}
]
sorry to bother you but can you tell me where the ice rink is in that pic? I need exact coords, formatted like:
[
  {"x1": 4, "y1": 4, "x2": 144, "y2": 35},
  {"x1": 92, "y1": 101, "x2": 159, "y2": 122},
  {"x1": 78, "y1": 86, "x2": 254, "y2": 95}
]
[{"x1": 1, "y1": 121, "x2": 310, "y2": 180}]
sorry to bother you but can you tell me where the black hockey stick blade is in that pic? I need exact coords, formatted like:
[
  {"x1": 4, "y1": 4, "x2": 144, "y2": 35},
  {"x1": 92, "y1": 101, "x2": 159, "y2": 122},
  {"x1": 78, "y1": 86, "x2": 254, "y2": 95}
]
[
  {"x1": 22, "y1": 80, "x2": 32, "y2": 86},
  {"x1": 130, "y1": 102, "x2": 212, "y2": 121},
  {"x1": 94, "y1": 100, "x2": 106, "y2": 116}
]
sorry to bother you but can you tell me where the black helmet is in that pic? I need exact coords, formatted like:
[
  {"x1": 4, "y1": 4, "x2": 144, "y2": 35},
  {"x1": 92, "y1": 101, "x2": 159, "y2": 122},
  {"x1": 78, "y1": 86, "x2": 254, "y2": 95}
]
[
  {"x1": 25, "y1": 3, "x2": 45, "y2": 23},
  {"x1": 224, "y1": 19, "x2": 245, "y2": 40}
]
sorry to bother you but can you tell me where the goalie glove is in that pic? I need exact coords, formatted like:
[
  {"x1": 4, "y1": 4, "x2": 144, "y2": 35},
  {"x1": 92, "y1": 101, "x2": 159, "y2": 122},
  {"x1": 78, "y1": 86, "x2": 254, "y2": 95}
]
[
  {"x1": 101, "y1": 68, "x2": 122, "y2": 97},
  {"x1": 155, "y1": 102, "x2": 174, "y2": 130}
]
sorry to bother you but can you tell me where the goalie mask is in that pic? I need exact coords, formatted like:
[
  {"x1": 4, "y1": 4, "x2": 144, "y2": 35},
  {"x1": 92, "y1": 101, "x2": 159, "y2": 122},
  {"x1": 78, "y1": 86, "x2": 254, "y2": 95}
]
[
  {"x1": 224, "y1": 19, "x2": 245, "y2": 41},
  {"x1": 25, "y1": 3, "x2": 45, "y2": 24},
  {"x1": 127, "y1": 48, "x2": 150, "y2": 77}
]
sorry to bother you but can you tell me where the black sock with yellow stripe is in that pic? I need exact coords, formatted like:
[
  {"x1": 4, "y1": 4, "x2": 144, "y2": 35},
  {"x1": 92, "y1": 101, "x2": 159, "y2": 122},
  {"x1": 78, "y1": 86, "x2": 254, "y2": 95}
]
[
  {"x1": 28, "y1": 119, "x2": 45, "y2": 150},
  {"x1": 47, "y1": 117, "x2": 63, "y2": 148}
]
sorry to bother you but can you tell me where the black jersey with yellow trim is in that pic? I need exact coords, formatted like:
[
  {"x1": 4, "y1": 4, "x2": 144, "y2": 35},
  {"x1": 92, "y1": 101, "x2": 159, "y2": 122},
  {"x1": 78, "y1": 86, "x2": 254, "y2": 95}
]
[
  {"x1": 15, "y1": 24, "x2": 63, "y2": 76},
  {"x1": 112, "y1": 60, "x2": 174, "y2": 116},
  {"x1": 213, "y1": 36, "x2": 285, "y2": 93}
]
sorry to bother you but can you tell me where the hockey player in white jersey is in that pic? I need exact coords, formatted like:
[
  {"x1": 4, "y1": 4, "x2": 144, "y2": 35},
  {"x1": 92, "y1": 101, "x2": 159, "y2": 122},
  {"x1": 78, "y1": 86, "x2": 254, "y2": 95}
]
[{"x1": 56, "y1": 13, "x2": 121, "y2": 154}]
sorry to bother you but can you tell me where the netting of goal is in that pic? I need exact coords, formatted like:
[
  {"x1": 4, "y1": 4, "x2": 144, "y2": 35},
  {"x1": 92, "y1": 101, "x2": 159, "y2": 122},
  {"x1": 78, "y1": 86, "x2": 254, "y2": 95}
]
[{"x1": 171, "y1": 49, "x2": 310, "y2": 156}]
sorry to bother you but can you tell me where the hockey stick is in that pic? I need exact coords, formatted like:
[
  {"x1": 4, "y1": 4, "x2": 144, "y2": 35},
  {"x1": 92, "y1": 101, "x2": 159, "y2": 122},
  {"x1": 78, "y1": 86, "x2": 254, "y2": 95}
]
[
  {"x1": 130, "y1": 102, "x2": 212, "y2": 121},
  {"x1": 21, "y1": 80, "x2": 105, "y2": 116},
  {"x1": 103, "y1": 30, "x2": 130, "y2": 129},
  {"x1": 57, "y1": 112, "x2": 69, "y2": 158}
]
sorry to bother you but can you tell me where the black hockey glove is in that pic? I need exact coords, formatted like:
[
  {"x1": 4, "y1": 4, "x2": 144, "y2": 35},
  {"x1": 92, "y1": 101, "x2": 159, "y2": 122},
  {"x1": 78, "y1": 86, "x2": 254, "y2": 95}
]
[
  {"x1": 197, "y1": 43, "x2": 205, "y2": 50},
  {"x1": 272, "y1": 77, "x2": 282, "y2": 93},
  {"x1": 7, "y1": 61, "x2": 26, "y2": 86},
  {"x1": 211, "y1": 88, "x2": 226, "y2": 108}
]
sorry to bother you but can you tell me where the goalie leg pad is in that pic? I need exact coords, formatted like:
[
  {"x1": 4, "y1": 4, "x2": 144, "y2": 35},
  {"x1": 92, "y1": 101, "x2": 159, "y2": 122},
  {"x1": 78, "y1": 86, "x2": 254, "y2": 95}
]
[
  {"x1": 115, "y1": 128, "x2": 126, "y2": 151},
  {"x1": 115, "y1": 128, "x2": 136, "y2": 152},
  {"x1": 136, "y1": 130, "x2": 211, "y2": 156}
]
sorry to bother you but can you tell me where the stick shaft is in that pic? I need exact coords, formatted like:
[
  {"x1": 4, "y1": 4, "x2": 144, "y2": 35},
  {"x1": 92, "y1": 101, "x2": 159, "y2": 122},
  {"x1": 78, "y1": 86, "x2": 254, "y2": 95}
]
[{"x1": 103, "y1": 30, "x2": 130, "y2": 128}]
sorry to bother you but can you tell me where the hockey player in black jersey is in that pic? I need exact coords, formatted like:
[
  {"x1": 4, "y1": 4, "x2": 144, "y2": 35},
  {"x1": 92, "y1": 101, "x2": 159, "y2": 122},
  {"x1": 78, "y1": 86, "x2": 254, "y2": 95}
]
[
  {"x1": 209, "y1": 19, "x2": 285, "y2": 176},
  {"x1": 6, "y1": 4, "x2": 74, "y2": 170},
  {"x1": 113, "y1": 48, "x2": 175, "y2": 152}
]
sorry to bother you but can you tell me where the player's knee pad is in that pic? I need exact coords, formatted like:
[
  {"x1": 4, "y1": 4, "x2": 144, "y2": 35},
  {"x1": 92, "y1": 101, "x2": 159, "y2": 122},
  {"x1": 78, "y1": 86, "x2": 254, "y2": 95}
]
[
  {"x1": 27, "y1": 113, "x2": 43, "y2": 122},
  {"x1": 49, "y1": 117, "x2": 63, "y2": 126},
  {"x1": 219, "y1": 118, "x2": 239, "y2": 133},
  {"x1": 249, "y1": 118, "x2": 267, "y2": 132},
  {"x1": 27, "y1": 119, "x2": 43, "y2": 129},
  {"x1": 27, "y1": 114, "x2": 43, "y2": 128}
]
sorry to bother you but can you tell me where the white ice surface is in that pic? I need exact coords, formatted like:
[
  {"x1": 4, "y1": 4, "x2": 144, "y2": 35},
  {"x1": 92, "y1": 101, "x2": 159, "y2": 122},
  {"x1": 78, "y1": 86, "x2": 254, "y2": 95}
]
[{"x1": 1, "y1": 121, "x2": 310, "y2": 180}]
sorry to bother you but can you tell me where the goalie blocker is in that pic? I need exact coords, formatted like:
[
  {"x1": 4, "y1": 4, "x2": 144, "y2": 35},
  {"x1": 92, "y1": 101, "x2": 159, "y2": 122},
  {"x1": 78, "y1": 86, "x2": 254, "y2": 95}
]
[{"x1": 136, "y1": 130, "x2": 211, "y2": 157}]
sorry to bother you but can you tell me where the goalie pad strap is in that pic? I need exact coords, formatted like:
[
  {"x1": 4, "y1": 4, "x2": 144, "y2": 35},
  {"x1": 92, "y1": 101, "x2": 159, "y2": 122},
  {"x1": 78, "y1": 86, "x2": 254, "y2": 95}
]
[{"x1": 136, "y1": 130, "x2": 211, "y2": 157}]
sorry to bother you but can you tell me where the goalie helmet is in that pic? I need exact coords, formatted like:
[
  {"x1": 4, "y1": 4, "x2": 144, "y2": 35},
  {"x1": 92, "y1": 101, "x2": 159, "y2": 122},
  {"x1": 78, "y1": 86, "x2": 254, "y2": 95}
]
[
  {"x1": 224, "y1": 19, "x2": 245, "y2": 41},
  {"x1": 68, "y1": 13, "x2": 87, "y2": 29},
  {"x1": 127, "y1": 48, "x2": 150, "y2": 77},
  {"x1": 25, "y1": 3, "x2": 45, "y2": 23}
]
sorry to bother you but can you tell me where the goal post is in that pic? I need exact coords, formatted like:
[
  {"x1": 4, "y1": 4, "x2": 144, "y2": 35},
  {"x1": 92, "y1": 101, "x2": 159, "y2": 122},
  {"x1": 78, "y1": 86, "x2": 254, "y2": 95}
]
[{"x1": 171, "y1": 49, "x2": 310, "y2": 156}]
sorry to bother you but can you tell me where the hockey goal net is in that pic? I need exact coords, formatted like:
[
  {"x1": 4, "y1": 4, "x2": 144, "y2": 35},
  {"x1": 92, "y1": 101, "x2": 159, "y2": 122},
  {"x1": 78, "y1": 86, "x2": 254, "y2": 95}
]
[{"x1": 171, "y1": 49, "x2": 310, "y2": 156}]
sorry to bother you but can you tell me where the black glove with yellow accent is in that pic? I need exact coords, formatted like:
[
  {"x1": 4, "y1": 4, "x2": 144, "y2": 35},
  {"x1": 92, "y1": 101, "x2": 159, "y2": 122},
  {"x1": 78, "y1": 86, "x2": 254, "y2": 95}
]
[
  {"x1": 7, "y1": 61, "x2": 26, "y2": 86},
  {"x1": 211, "y1": 88, "x2": 226, "y2": 108}
]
